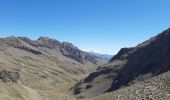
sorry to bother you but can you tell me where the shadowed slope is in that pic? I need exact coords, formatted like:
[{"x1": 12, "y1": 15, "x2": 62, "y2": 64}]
[{"x1": 73, "y1": 28, "x2": 170, "y2": 99}]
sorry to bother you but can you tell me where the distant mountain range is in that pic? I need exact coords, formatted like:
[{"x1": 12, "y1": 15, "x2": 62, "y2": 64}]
[{"x1": 89, "y1": 51, "x2": 113, "y2": 61}]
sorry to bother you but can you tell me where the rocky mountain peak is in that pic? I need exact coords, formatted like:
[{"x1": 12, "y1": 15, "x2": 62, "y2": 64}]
[
  {"x1": 5, "y1": 36, "x2": 24, "y2": 47},
  {"x1": 33, "y1": 36, "x2": 60, "y2": 49},
  {"x1": 6, "y1": 36, "x2": 20, "y2": 42},
  {"x1": 18, "y1": 37, "x2": 33, "y2": 44},
  {"x1": 60, "y1": 42, "x2": 99, "y2": 64},
  {"x1": 61, "y1": 42, "x2": 78, "y2": 49}
]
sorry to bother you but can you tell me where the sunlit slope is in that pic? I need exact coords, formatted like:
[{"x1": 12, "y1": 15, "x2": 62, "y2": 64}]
[{"x1": 0, "y1": 36, "x2": 105, "y2": 100}]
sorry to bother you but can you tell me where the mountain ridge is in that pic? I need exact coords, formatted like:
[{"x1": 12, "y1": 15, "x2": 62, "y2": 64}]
[
  {"x1": 2, "y1": 36, "x2": 106, "y2": 64},
  {"x1": 73, "y1": 27, "x2": 170, "y2": 99},
  {"x1": 0, "y1": 36, "x2": 106, "y2": 100}
]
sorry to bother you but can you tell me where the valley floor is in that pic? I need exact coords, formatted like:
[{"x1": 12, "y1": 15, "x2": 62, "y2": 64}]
[{"x1": 1, "y1": 71, "x2": 169, "y2": 100}]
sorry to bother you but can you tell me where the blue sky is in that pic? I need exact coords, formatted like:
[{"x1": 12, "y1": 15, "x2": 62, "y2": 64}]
[{"x1": 0, "y1": 0, "x2": 170, "y2": 54}]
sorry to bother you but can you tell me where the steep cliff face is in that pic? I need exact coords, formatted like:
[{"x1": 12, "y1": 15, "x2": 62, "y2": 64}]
[
  {"x1": 73, "y1": 28, "x2": 170, "y2": 98},
  {"x1": 60, "y1": 42, "x2": 99, "y2": 64}
]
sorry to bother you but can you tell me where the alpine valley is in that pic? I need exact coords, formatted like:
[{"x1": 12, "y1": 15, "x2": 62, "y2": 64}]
[{"x1": 0, "y1": 28, "x2": 170, "y2": 100}]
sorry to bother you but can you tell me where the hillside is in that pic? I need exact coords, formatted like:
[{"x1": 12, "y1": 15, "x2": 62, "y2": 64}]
[
  {"x1": 94, "y1": 71, "x2": 170, "y2": 100},
  {"x1": 0, "y1": 36, "x2": 106, "y2": 100},
  {"x1": 73, "y1": 28, "x2": 170, "y2": 99}
]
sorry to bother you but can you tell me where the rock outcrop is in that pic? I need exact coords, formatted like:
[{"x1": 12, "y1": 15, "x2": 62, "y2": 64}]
[{"x1": 0, "y1": 69, "x2": 20, "y2": 83}]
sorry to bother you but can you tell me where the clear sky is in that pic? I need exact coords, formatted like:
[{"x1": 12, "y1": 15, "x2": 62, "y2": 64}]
[{"x1": 0, "y1": 0, "x2": 170, "y2": 55}]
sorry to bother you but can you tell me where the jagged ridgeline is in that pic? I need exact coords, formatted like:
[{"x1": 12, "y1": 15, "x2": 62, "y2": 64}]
[
  {"x1": 0, "y1": 36, "x2": 106, "y2": 100},
  {"x1": 73, "y1": 28, "x2": 170, "y2": 100}
]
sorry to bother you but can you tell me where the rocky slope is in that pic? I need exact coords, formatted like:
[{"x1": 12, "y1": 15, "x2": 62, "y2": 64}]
[
  {"x1": 73, "y1": 28, "x2": 170, "y2": 99},
  {"x1": 0, "y1": 36, "x2": 106, "y2": 100},
  {"x1": 94, "y1": 71, "x2": 170, "y2": 100}
]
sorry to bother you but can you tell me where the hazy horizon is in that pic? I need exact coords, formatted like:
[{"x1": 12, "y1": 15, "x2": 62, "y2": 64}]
[{"x1": 0, "y1": 0, "x2": 170, "y2": 55}]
